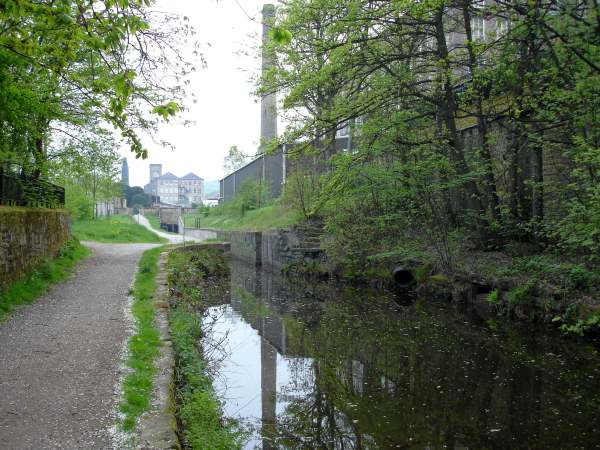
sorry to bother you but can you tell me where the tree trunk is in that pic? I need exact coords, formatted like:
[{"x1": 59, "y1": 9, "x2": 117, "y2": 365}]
[
  {"x1": 461, "y1": 2, "x2": 500, "y2": 220},
  {"x1": 433, "y1": 8, "x2": 489, "y2": 244}
]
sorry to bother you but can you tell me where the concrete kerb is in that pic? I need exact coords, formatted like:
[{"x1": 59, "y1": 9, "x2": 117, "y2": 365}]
[{"x1": 136, "y1": 252, "x2": 180, "y2": 450}]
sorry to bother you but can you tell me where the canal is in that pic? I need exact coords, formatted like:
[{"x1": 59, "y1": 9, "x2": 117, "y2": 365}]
[{"x1": 202, "y1": 260, "x2": 600, "y2": 449}]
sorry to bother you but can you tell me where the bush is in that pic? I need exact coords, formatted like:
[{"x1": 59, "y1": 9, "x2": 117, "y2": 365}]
[
  {"x1": 211, "y1": 179, "x2": 271, "y2": 218},
  {"x1": 66, "y1": 187, "x2": 94, "y2": 221}
]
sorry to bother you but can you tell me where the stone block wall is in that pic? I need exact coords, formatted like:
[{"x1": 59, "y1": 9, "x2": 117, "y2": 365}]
[
  {"x1": 159, "y1": 207, "x2": 180, "y2": 226},
  {"x1": 262, "y1": 228, "x2": 299, "y2": 272},
  {"x1": 0, "y1": 207, "x2": 71, "y2": 287},
  {"x1": 192, "y1": 226, "x2": 324, "y2": 272},
  {"x1": 216, "y1": 230, "x2": 262, "y2": 266}
]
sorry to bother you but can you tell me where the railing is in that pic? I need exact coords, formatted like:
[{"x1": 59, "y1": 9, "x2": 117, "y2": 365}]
[{"x1": 0, "y1": 166, "x2": 65, "y2": 208}]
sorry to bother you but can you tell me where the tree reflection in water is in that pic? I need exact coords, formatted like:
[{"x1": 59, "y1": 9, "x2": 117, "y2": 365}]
[{"x1": 203, "y1": 261, "x2": 600, "y2": 450}]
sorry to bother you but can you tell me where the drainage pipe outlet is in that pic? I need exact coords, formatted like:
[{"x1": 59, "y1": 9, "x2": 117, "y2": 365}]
[{"x1": 393, "y1": 267, "x2": 415, "y2": 289}]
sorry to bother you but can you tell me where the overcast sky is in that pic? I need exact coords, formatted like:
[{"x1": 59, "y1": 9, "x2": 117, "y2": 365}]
[{"x1": 121, "y1": 0, "x2": 276, "y2": 188}]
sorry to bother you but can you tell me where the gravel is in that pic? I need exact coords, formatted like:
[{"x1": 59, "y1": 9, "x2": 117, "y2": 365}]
[{"x1": 0, "y1": 242, "x2": 159, "y2": 450}]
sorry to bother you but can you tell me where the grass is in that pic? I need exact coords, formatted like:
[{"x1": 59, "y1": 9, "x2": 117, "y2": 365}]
[
  {"x1": 119, "y1": 246, "x2": 164, "y2": 432},
  {"x1": 184, "y1": 204, "x2": 300, "y2": 231},
  {"x1": 0, "y1": 239, "x2": 90, "y2": 320},
  {"x1": 73, "y1": 215, "x2": 166, "y2": 243}
]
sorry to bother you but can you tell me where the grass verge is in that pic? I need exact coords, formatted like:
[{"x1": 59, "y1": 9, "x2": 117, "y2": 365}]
[
  {"x1": 0, "y1": 239, "x2": 90, "y2": 320},
  {"x1": 184, "y1": 204, "x2": 299, "y2": 231},
  {"x1": 73, "y1": 215, "x2": 166, "y2": 243},
  {"x1": 168, "y1": 249, "x2": 244, "y2": 449},
  {"x1": 119, "y1": 246, "x2": 163, "y2": 432}
]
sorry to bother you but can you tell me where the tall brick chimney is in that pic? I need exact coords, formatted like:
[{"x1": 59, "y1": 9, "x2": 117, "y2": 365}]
[{"x1": 260, "y1": 4, "x2": 277, "y2": 151}]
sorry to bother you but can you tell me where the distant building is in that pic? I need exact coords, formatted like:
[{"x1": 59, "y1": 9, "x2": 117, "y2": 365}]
[
  {"x1": 144, "y1": 163, "x2": 204, "y2": 206},
  {"x1": 121, "y1": 158, "x2": 129, "y2": 187}
]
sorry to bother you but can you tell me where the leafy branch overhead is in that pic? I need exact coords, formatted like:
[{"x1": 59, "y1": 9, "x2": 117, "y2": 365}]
[
  {"x1": 269, "y1": 27, "x2": 293, "y2": 45},
  {"x1": 0, "y1": 0, "x2": 195, "y2": 167}
]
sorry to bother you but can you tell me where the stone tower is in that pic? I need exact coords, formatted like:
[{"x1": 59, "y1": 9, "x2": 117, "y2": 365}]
[
  {"x1": 149, "y1": 164, "x2": 162, "y2": 182},
  {"x1": 260, "y1": 4, "x2": 277, "y2": 151},
  {"x1": 121, "y1": 158, "x2": 129, "y2": 187}
]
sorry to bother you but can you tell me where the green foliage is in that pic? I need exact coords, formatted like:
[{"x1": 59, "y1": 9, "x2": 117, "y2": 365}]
[
  {"x1": 486, "y1": 289, "x2": 500, "y2": 305},
  {"x1": 233, "y1": 179, "x2": 272, "y2": 215},
  {"x1": 281, "y1": 167, "x2": 323, "y2": 219},
  {"x1": 189, "y1": 180, "x2": 299, "y2": 231},
  {"x1": 260, "y1": 0, "x2": 600, "y2": 286},
  {"x1": 559, "y1": 313, "x2": 600, "y2": 337},
  {"x1": 65, "y1": 186, "x2": 95, "y2": 221},
  {"x1": 49, "y1": 132, "x2": 123, "y2": 219},
  {"x1": 503, "y1": 256, "x2": 600, "y2": 296},
  {"x1": 0, "y1": 0, "x2": 193, "y2": 173},
  {"x1": 506, "y1": 281, "x2": 536, "y2": 307},
  {"x1": 73, "y1": 215, "x2": 166, "y2": 243},
  {"x1": 119, "y1": 246, "x2": 163, "y2": 432},
  {"x1": 0, "y1": 239, "x2": 89, "y2": 320},
  {"x1": 186, "y1": 204, "x2": 299, "y2": 231},
  {"x1": 269, "y1": 27, "x2": 293, "y2": 45},
  {"x1": 413, "y1": 266, "x2": 431, "y2": 285},
  {"x1": 223, "y1": 145, "x2": 250, "y2": 174},
  {"x1": 125, "y1": 186, "x2": 152, "y2": 208}
]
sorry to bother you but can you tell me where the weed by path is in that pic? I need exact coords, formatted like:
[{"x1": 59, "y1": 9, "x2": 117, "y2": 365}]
[
  {"x1": 119, "y1": 246, "x2": 163, "y2": 432},
  {"x1": 0, "y1": 239, "x2": 90, "y2": 321}
]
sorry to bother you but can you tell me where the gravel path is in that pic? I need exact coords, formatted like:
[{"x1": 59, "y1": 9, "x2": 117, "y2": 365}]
[
  {"x1": 133, "y1": 214, "x2": 193, "y2": 244},
  {"x1": 0, "y1": 242, "x2": 159, "y2": 450}
]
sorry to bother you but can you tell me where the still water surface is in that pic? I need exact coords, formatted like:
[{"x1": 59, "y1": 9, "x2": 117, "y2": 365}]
[{"x1": 203, "y1": 261, "x2": 600, "y2": 449}]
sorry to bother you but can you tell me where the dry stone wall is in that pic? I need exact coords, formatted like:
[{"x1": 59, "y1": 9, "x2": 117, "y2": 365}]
[{"x1": 0, "y1": 207, "x2": 71, "y2": 287}]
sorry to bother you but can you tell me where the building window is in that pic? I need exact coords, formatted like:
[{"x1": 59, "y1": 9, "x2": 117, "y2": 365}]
[
  {"x1": 336, "y1": 123, "x2": 349, "y2": 138},
  {"x1": 471, "y1": 16, "x2": 485, "y2": 41},
  {"x1": 496, "y1": 18, "x2": 508, "y2": 37}
]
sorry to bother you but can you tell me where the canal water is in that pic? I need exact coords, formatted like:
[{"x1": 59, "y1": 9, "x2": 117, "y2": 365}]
[{"x1": 202, "y1": 261, "x2": 600, "y2": 449}]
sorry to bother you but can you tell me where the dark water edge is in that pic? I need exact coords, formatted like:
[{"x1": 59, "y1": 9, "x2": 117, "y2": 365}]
[{"x1": 201, "y1": 260, "x2": 600, "y2": 450}]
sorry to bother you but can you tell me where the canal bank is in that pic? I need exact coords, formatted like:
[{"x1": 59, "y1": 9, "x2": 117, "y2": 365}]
[
  {"x1": 182, "y1": 223, "x2": 600, "y2": 339},
  {"x1": 166, "y1": 246, "x2": 600, "y2": 450}
]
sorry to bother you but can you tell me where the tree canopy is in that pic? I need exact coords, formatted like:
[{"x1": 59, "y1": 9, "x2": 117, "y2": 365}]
[
  {"x1": 0, "y1": 0, "x2": 194, "y2": 175},
  {"x1": 263, "y1": 0, "x2": 600, "y2": 269}
]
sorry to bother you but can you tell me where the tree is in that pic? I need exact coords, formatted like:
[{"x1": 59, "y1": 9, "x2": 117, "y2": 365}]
[
  {"x1": 0, "y1": 0, "x2": 194, "y2": 175},
  {"x1": 49, "y1": 131, "x2": 121, "y2": 220},
  {"x1": 223, "y1": 145, "x2": 251, "y2": 173},
  {"x1": 262, "y1": 0, "x2": 600, "y2": 271},
  {"x1": 125, "y1": 186, "x2": 152, "y2": 208}
]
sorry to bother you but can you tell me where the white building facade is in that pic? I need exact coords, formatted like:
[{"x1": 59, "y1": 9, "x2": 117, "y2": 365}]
[{"x1": 144, "y1": 164, "x2": 204, "y2": 206}]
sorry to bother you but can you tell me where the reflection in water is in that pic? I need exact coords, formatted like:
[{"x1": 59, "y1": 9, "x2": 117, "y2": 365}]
[{"x1": 203, "y1": 261, "x2": 600, "y2": 450}]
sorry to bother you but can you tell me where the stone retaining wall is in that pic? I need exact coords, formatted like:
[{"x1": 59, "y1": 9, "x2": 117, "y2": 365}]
[
  {"x1": 187, "y1": 227, "x2": 325, "y2": 272},
  {"x1": 0, "y1": 207, "x2": 71, "y2": 287},
  {"x1": 215, "y1": 230, "x2": 262, "y2": 266},
  {"x1": 181, "y1": 228, "x2": 218, "y2": 241}
]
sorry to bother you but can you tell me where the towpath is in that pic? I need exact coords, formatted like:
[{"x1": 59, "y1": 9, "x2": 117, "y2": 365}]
[
  {"x1": 0, "y1": 242, "x2": 158, "y2": 450},
  {"x1": 133, "y1": 214, "x2": 199, "y2": 244}
]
